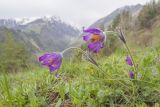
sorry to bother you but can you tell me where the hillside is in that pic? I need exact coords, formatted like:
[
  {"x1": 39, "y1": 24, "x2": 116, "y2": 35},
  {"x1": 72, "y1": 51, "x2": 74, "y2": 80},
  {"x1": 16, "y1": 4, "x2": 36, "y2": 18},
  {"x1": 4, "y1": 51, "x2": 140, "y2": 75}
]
[
  {"x1": 0, "y1": 16, "x2": 80, "y2": 53},
  {"x1": 91, "y1": 4, "x2": 142, "y2": 28}
]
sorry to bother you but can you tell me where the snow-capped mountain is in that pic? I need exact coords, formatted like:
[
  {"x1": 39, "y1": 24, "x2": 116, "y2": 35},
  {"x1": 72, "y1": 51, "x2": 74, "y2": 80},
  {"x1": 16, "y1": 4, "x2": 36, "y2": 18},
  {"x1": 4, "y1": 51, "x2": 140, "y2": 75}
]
[
  {"x1": 0, "y1": 16, "x2": 80, "y2": 53},
  {"x1": 15, "y1": 17, "x2": 37, "y2": 25},
  {"x1": 0, "y1": 16, "x2": 75, "y2": 29}
]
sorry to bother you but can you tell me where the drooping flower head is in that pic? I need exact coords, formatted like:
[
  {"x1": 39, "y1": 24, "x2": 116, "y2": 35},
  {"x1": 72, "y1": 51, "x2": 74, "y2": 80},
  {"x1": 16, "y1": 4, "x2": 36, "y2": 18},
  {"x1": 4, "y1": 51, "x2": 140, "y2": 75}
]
[
  {"x1": 126, "y1": 55, "x2": 133, "y2": 66},
  {"x1": 129, "y1": 71, "x2": 134, "y2": 79},
  {"x1": 116, "y1": 28, "x2": 126, "y2": 44},
  {"x1": 83, "y1": 27, "x2": 106, "y2": 53},
  {"x1": 39, "y1": 52, "x2": 62, "y2": 76}
]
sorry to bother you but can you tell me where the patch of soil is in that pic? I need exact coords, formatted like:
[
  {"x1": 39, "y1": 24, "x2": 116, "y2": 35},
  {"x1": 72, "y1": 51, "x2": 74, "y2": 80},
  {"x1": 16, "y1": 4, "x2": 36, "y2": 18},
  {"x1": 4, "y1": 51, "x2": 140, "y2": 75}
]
[
  {"x1": 48, "y1": 92, "x2": 59, "y2": 104},
  {"x1": 61, "y1": 99, "x2": 75, "y2": 107},
  {"x1": 48, "y1": 92, "x2": 75, "y2": 107}
]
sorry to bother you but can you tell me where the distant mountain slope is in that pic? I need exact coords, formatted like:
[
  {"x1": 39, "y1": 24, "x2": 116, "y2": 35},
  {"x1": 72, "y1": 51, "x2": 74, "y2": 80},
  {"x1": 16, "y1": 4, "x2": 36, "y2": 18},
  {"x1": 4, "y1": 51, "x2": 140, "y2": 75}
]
[
  {"x1": 91, "y1": 4, "x2": 143, "y2": 28},
  {"x1": 0, "y1": 16, "x2": 80, "y2": 53}
]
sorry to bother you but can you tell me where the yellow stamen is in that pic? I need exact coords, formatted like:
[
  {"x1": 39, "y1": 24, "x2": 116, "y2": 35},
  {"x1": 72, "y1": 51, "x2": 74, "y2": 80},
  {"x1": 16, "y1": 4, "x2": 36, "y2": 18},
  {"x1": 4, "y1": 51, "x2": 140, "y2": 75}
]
[
  {"x1": 49, "y1": 58, "x2": 54, "y2": 65},
  {"x1": 91, "y1": 34, "x2": 101, "y2": 42}
]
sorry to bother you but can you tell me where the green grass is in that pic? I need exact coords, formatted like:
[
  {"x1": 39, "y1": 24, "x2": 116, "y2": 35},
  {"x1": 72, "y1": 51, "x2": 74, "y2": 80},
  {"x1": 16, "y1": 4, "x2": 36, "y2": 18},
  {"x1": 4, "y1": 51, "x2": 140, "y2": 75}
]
[{"x1": 0, "y1": 48, "x2": 160, "y2": 107}]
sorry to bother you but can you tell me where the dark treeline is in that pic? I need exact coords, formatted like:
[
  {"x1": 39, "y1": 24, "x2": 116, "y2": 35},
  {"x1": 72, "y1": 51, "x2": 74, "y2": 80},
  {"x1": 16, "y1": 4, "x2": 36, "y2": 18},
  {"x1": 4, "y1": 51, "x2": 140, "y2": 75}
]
[{"x1": 0, "y1": 29, "x2": 31, "y2": 73}]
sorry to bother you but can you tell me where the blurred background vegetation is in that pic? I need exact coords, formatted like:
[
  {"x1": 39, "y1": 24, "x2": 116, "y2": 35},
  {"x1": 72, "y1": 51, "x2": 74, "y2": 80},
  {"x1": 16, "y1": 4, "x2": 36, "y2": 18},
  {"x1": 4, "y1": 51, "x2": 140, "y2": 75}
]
[
  {"x1": 103, "y1": 0, "x2": 160, "y2": 54},
  {"x1": 0, "y1": 29, "x2": 33, "y2": 73}
]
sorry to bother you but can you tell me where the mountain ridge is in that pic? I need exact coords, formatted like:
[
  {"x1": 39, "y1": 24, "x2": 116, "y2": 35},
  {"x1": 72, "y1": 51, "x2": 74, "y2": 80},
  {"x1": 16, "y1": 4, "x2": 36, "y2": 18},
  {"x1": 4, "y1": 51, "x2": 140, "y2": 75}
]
[
  {"x1": 91, "y1": 4, "x2": 143, "y2": 28},
  {"x1": 0, "y1": 16, "x2": 80, "y2": 54}
]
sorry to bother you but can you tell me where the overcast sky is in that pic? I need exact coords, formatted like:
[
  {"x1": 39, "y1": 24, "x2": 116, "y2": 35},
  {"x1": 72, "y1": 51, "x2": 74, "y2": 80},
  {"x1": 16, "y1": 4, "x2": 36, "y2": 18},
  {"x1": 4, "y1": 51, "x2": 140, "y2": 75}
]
[{"x1": 0, "y1": 0, "x2": 150, "y2": 28}]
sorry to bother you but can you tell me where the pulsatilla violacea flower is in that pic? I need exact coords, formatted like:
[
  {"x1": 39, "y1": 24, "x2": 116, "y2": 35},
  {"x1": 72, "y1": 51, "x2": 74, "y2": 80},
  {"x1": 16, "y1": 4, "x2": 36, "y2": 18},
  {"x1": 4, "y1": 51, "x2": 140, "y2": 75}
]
[
  {"x1": 39, "y1": 52, "x2": 62, "y2": 76},
  {"x1": 129, "y1": 71, "x2": 134, "y2": 79},
  {"x1": 83, "y1": 27, "x2": 106, "y2": 53},
  {"x1": 126, "y1": 56, "x2": 133, "y2": 66}
]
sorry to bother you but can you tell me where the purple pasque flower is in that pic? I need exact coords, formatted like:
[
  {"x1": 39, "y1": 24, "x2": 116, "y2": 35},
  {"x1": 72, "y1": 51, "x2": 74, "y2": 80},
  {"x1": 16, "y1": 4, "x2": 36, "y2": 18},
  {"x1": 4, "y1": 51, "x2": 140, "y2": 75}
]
[
  {"x1": 126, "y1": 56, "x2": 133, "y2": 66},
  {"x1": 39, "y1": 52, "x2": 62, "y2": 76},
  {"x1": 129, "y1": 71, "x2": 134, "y2": 79},
  {"x1": 83, "y1": 27, "x2": 106, "y2": 53}
]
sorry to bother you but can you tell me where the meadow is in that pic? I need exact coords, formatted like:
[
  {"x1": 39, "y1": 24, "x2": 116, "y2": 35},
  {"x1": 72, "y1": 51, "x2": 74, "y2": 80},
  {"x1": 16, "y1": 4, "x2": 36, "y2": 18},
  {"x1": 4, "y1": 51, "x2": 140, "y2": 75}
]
[
  {"x1": 0, "y1": 1, "x2": 160, "y2": 106},
  {"x1": 0, "y1": 47, "x2": 160, "y2": 107}
]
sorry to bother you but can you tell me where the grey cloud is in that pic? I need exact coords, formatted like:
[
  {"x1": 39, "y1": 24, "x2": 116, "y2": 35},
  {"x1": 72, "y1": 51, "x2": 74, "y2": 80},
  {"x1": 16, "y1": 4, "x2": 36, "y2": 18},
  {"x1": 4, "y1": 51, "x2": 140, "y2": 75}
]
[{"x1": 0, "y1": 0, "x2": 150, "y2": 28}]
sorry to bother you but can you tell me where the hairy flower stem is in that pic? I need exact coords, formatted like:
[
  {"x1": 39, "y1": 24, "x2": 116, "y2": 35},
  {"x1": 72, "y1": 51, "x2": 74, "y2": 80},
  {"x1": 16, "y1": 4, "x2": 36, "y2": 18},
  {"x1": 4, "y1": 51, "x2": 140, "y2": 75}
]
[
  {"x1": 123, "y1": 43, "x2": 137, "y2": 105},
  {"x1": 124, "y1": 44, "x2": 137, "y2": 78},
  {"x1": 116, "y1": 28, "x2": 137, "y2": 79},
  {"x1": 61, "y1": 47, "x2": 111, "y2": 78},
  {"x1": 61, "y1": 47, "x2": 81, "y2": 55}
]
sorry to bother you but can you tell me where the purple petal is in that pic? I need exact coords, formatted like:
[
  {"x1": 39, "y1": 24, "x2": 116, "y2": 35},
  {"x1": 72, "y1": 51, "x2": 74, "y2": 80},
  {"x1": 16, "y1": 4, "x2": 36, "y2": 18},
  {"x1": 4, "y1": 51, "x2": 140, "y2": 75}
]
[
  {"x1": 49, "y1": 66, "x2": 57, "y2": 73},
  {"x1": 49, "y1": 54, "x2": 62, "y2": 71},
  {"x1": 129, "y1": 71, "x2": 134, "y2": 78},
  {"x1": 88, "y1": 42, "x2": 103, "y2": 53},
  {"x1": 39, "y1": 53, "x2": 55, "y2": 65},
  {"x1": 39, "y1": 53, "x2": 50, "y2": 62},
  {"x1": 126, "y1": 56, "x2": 133, "y2": 66},
  {"x1": 83, "y1": 27, "x2": 102, "y2": 35},
  {"x1": 83, "y1": 34, "x2": 92, "y2": 42}
]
